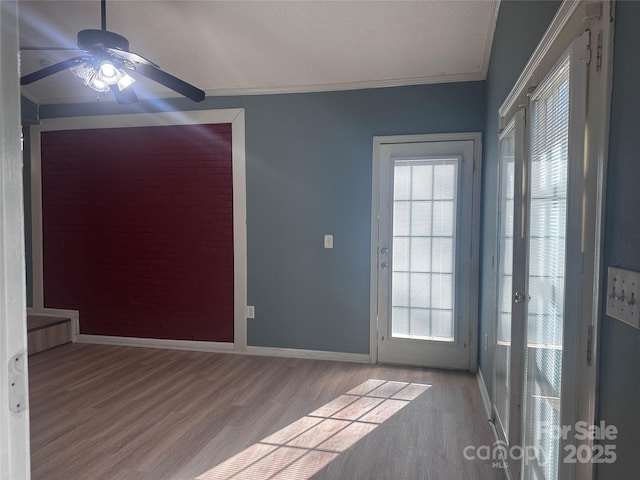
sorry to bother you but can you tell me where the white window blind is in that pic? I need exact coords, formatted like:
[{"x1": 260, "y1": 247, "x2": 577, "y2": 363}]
[
  {"x1": 523, "y1": 55, "x2": 570, "y2": 480},
  {"x1": 391, "y1": 159, "x2": 457, "y2": 341}
]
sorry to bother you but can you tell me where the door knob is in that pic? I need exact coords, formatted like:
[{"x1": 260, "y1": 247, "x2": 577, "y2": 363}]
[
  {"x1": 381, "y1": 262, "x2": 389, "y2": 270},
  {"x1": 381, "y1": 248, "x2": 389, "y2": 255},
  {"x1": 514, "y1": 291, "x2": 526, "y2": 304}
]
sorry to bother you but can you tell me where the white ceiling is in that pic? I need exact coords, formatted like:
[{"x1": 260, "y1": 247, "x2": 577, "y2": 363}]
[{"x1": 18, "y1": 0, "x2": 499, "y2": 105}]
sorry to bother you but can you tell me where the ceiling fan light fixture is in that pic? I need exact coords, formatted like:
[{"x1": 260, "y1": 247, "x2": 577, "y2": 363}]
[
  {"x1": 70, "y1": 61, "x2": 95, "y2": 83},
  {"x1": 70, "y1": 61, "x2": 109, "y2": 92},
  {"x1": 88, "y1": 76, "x2": 110, "y2": 93},
  {"x1": 21, "y1": 1, "x2": 205, "y2": 103},
  {"x1": 71, "y1": 59, "x2": 135, "y2": 93},
  {"x1": 116, "y1": 70, "x2": 136, "y2": 91},
  {"x1": 98, "y1": 60, "x2": 118, "y2": 81}
]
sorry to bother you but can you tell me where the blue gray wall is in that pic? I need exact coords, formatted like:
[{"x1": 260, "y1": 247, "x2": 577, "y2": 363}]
[
  {"x1": 479, "y1": 0, "x2": 561, "y2": 395},
  {"x1": 21, "y1": 95, "x2": 38, "y2": 123},
  {"x1": 597, "y1": 0, "x2": 640, "y2": 477},
  {"x1": 35, "y1": 82, "x2": 485, "y2": 353}
]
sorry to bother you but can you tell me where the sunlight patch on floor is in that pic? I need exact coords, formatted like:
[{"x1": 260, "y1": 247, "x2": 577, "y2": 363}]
[{"x1": 196, "y1": 379, "x2": 431, "y2": 480}]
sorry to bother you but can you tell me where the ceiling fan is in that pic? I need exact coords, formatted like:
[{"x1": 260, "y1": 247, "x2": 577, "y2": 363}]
[{"x1": 20, "y1": 0, "x2": 205, "y2": 104}]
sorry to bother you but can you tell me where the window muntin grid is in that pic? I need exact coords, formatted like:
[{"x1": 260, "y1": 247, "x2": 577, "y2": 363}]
[{"x1": 391, "y1": 158, "x2": 458, "y2": 342}]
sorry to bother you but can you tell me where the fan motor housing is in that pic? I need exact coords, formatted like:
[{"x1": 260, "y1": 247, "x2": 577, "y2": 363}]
[{"x1": 77, "y1": 29, "x2": 129, "y2": 51}]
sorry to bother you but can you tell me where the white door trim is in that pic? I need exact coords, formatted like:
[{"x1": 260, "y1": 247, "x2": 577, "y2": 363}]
[
  {"x1": 370, "y1": 132, "x2": 482, "y2": 370},
  {"x1": 1, "y1": 1, "x2": 31, "y2": 478},
  {"x1": 29, "y1": 109, "x2": 248, "y2": 352},
  {"x1": 499, "y1": 0, "x2": 581, "y2": 122}
]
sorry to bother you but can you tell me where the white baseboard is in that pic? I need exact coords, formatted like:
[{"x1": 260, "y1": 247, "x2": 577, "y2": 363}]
[
  {"x1": 246, "y1": 346, "x2": 370, "y2": 364},
  {"x1": 477, "y1": 369, "x2": 512, "y2": 480},
  {"x1": 476, "y1": 368, "x2": 492, "y2": 421},
  {"x1": 73, "y1": 334, "x2": 370, "y2": 364},
  {"x1": 75, "y1": 334, "x2": 234, "y2": 353}
]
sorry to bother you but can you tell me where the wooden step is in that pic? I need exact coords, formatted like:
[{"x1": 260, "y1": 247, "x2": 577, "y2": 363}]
[{"x1": 27, "y1": 315, "x2": 72, "y2": 355}]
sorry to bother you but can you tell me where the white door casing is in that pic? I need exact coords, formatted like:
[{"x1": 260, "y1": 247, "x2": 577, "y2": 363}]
[{"x1": 0, "y1": 1, "x2": 31, "y2": 479}]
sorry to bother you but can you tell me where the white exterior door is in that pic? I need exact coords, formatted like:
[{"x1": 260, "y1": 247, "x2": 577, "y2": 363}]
[{"x1": 373, "y1": 134, "x2": 481, "y2": 369}]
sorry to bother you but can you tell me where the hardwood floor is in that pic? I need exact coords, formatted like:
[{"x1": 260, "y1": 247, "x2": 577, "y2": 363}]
[{"x1": 29, "y1": 344, "x2": 504, "y2": 480}]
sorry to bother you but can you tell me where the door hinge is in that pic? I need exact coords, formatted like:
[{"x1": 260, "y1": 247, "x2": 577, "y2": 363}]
[
  {"x1": 596, "y1": 30, "x2": 603, "y2": 72},
  {"x1": 9, "y1": 353, "x2": 26, "y2": 414},
  {"x1": 586, "y1": 324, "x2": 594, "y2": 365}
]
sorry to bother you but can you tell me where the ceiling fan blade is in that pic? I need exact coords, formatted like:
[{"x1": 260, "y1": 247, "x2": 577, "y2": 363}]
[
  {"x1": 20, "y1": 46, "x2": 84, "y2": 51},
  {"x1": 105, "y1": 48, "x2": 159, "y2": 67},
  {"x1": 110, "y1": 84, "x2": 138, "y2": 105},
  {"x1": 132, "y1": 63, "x2": 205, "y2": 102},
  {"x1": 20, "y1": 56, "x2": 90, "y2": 85}
]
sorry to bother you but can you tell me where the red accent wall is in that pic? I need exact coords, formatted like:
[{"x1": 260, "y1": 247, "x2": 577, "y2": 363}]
[{"x1": 41, "y1": 124, "x2": 234, "y2": 342}]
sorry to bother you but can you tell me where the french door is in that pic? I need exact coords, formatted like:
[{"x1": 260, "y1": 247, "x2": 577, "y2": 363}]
[
  {"x1": 373, "y1": 134, "x2": 480, "y2": 369},
  {"x1": 493, "y1": 32, "x2": 588, "y2": 480},
  {"x1": 494, "y1": 110, "x2": 526, "y2": 471}
]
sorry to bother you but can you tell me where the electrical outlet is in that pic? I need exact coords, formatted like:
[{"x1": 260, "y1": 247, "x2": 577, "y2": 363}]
[
  {"x1": 246, "y1": 306, "x2": 255, "y2": 319},
  {"x1": 606, "y1": 267, "x2": 640, "y2": 329}
]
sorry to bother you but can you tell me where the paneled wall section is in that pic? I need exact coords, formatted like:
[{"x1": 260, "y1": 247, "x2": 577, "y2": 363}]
[{"x1": 40, "y1": 123, "x2": 234, "y2": 342}]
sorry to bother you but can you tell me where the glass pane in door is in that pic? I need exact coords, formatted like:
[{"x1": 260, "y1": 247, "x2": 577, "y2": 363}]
[
  {"x1": 496, "y1": 125, "x2": 516, "y2": 441},
  {"x1": 523, "y1": 57, "x2": 570, "y2": 480},
  {"x1": 391, "y1": 158, "x2": 457, "y2": 341}
]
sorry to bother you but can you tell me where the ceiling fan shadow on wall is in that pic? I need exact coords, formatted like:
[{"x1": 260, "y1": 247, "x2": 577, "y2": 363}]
[{"x1": 20, "y1": 0, "x2": 205, "y2": 104}]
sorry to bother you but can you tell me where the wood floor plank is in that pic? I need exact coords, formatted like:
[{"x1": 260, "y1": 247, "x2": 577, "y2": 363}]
[{"x1": 29, "y1": 344, "x2": 504, "y2": 480}]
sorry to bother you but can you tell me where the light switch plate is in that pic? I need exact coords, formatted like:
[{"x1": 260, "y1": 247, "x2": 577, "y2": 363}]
[
  {"x1": 246, "y1": 306, "x2": 255, "y2": 319},
  {"x1": 324, "y1": 235, "x2": 333, "y2": 249},
  {"x1": 606, "y1": 267, "x2": 640, "y2": 329}
]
